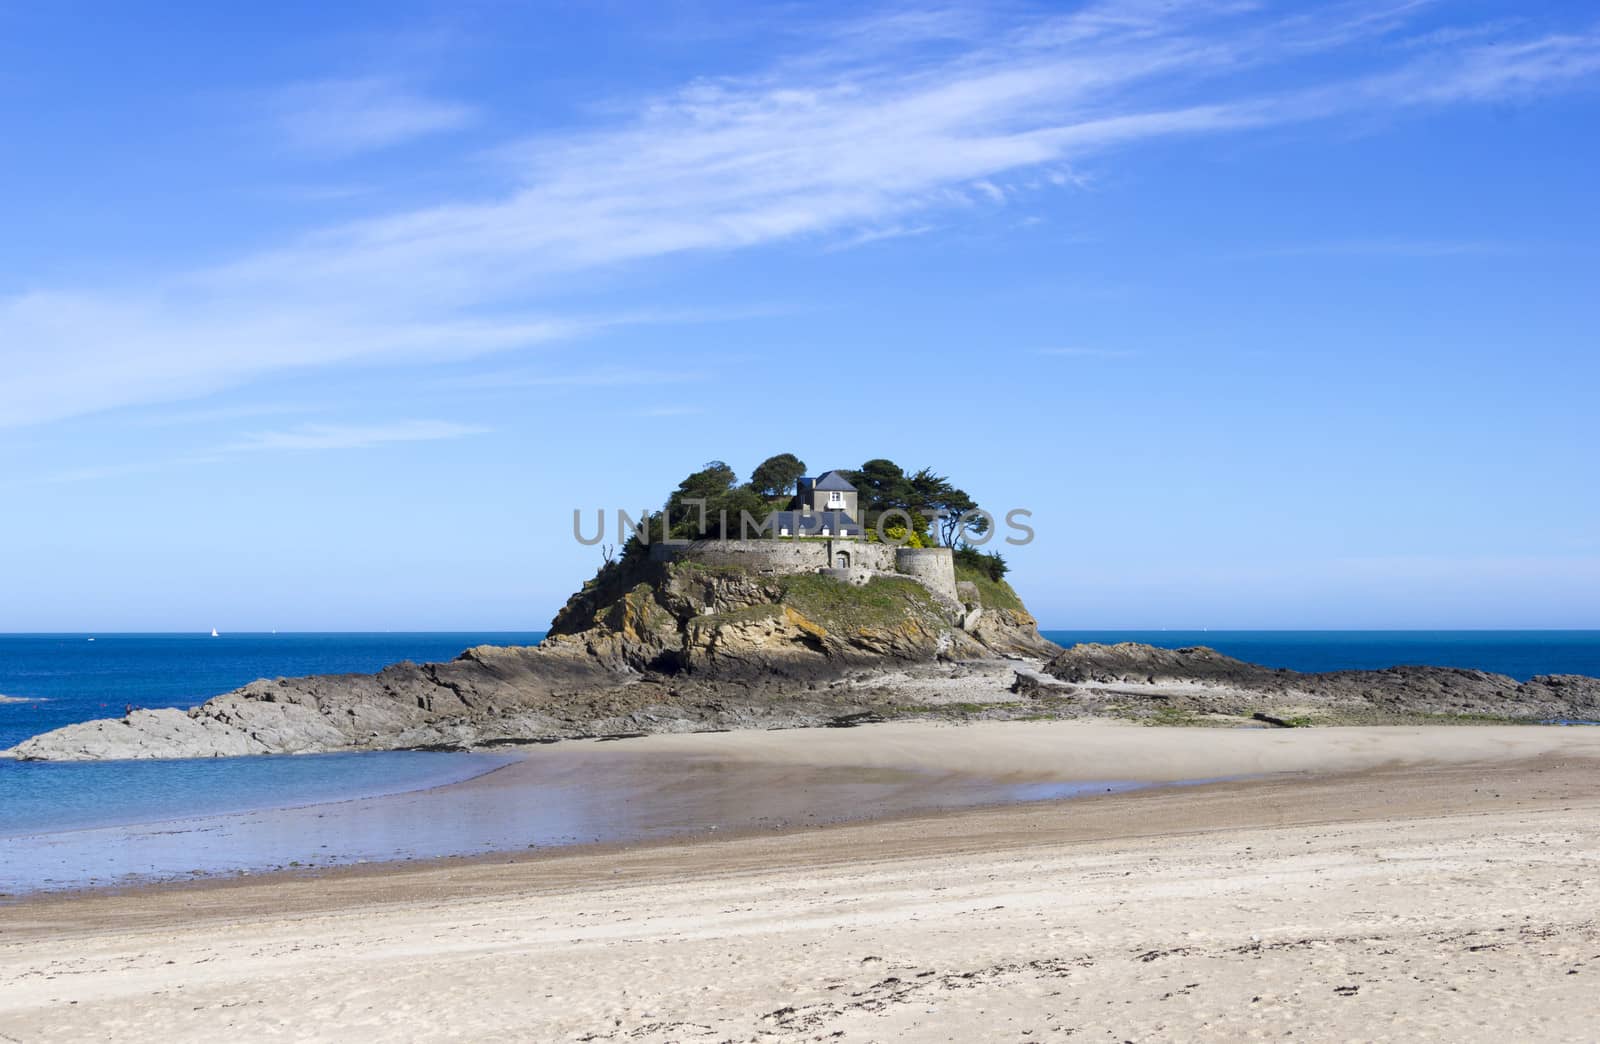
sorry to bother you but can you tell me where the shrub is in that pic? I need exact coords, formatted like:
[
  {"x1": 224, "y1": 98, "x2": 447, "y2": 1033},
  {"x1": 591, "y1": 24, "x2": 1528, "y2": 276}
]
[
  {"x1": 953, "y1": 546, "x2": 1008, "y2": 581},
  {"x1": 879, "y1": 524, "x2": 929, "y2": 548}
]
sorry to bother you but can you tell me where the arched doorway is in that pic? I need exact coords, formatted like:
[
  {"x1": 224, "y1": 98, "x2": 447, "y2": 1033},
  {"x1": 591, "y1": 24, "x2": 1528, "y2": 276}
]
[{"x1": 835, "y1": 551, "x2": 851, "y2": 569}]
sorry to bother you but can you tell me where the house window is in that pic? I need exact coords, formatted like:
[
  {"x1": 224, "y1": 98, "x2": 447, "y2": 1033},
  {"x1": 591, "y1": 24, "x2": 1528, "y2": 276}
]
[
  {"x1": 828, "y1": 491, "x2": 844, "y2": 507},
  {"x1": 821, "y1": 528, "x2": 830, "y2": 536},
  {"x1": 779, "y1": 527, "x2": 790, "y2": 536}
]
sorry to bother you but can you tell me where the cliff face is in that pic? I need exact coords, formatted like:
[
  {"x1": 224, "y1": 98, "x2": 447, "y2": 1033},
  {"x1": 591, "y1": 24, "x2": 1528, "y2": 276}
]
[
  {"x1": 549, "y1": 556, "x2": 1054, "y2": 673},
  {"x1": 5, "y1": 558, "x2": 1057, "y2": 761}
]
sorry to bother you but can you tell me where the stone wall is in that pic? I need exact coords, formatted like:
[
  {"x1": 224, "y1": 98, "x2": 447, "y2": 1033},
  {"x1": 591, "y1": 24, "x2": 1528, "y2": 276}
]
[
  {"x1": 649, "y1": 538, "x2": 897, "y2": 575},
  {"x1": 826, "y1": 539, "x2": 899, "y2": 586},
  {"x1": 650, "y1": 539, "x2": 956, "y2": 605},
  {"x1": 830, "y1": 542, "x2": 897, "y2": 573},
  {"x1": 894, "y1": 547, "x2": 959, "y2": 604},
  {"x1": 649, "y1": 538, "x2": 823, "y2": 573}
]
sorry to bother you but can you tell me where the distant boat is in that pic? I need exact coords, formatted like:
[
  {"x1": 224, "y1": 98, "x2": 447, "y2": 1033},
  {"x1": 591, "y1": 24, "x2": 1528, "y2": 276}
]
[
  {"x1": 211, "y1": 627, "x2": 220, "y2": 638},
  {"x1": 86, "y1": 637, "x2": 95, "y2": 642}
]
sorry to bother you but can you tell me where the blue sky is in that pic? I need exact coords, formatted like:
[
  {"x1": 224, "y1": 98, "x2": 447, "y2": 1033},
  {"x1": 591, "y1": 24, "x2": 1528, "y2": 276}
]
[{"x1": 2, "y1": 1, "x2": 1598, "y2": 631}]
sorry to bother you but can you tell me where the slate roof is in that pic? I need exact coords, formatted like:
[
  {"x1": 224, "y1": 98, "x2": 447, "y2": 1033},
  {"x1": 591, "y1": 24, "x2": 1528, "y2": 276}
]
[
  {"x1": 772, "y1": 510, "x2": 861, "y2": 536},
  {"x1": 811, "y1": 470, "x2": 856, "y2": 492}
]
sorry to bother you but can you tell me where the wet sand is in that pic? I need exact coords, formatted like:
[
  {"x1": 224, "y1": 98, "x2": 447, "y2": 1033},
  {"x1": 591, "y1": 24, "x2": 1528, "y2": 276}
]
[
  {"x1": 5, "y1": 720, "x2": 1600, "y2": 1041},
  {"x1": 13, "y1": 719, "x2": 1598, "y2": 895},
  {"x1": 0, "y1": 749, "x2": 1143, "y2": 896}
]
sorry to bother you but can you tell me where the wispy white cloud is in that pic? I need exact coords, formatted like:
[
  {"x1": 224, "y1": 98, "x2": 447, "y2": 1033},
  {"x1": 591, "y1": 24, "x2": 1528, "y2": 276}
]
[
  {"x1": 1, "y1": 295, "x2": 586, "y2": 429},
  {"x1": 128, "y1": 401, "x2": 329, "y2": 428},
  {"x1": 822, "y1": 222, "x2": 938, "y2": 251},
  {"x1": 4, "y1": 2, "x2": 1598, "y2": 431},
  {"x1": 19, "y1": 419, "x2": 484, "y2": 489},
  {"x1": 24, "y1": 419, "x2": 486, "y2": 486},
  {"x1": 260, "y1": 182, "x2": 380, "y2": 204},
  {"x1": 224, "y1": 420, "x2": 487, "y2": 452},
  {"x1": 1399, "y1": 18, "x2": 1525, "y2": 51},
  {"x1": 269, "y1": 77, "x2": 476, "y2": 154}
]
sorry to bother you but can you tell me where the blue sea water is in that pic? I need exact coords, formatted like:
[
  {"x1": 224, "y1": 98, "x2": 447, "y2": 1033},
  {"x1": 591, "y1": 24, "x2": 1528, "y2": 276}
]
[
  {"x1": 0, "y1": 631, "x2": 545, "y2": 752},
  {"x1": 3, "y1": 630, "x2": 1599, "y2": 874},
  {"x1": 2, "y1": 750, "x2": 513, "y2": 839},
  {"x1": 0, "y1": 632, "x2": 542, "y2": 842}
]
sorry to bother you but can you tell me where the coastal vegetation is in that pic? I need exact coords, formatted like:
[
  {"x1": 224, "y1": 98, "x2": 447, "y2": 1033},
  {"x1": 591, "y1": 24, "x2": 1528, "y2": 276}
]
[
  {"x1": 565, "y1": 455, "x2": 1028, "y2": 651},
  {"x1": 614, "y1": 453, "x2": 1012, "y2": 571},
  {"x1": 954, "y1": 562, "x2": 1024, "y2": 613},
  {"x1": 22, "y1": 455, "x2": 1600, "y2": 767},
  {"x1": 775, "y1": 572, "x2": 941, "y2": 633}
]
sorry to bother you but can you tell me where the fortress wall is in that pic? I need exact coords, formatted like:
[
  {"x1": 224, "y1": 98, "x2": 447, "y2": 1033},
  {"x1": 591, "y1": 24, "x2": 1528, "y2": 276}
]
[
  {"x1": 895, "y1": 547, "x2": 958, "y2": 603},
  {"x1": 649, "y1": 538, "x2": 899, "y2": 576},
  {"x1": 834, "y1": 542, "x2": 898, "y2": 573},
  {"x1": 649, "y1": 540, "x2": 952, "y2": 601},
  {"x1": 649, "y1": 539, "x2": 829, "y2": 574}
]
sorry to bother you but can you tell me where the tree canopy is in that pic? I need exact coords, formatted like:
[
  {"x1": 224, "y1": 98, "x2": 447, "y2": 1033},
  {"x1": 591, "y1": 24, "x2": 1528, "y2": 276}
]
[
  {"x1": 664, "y1": 460, "x2": 764, "y2": 539},
  {"x1": 630, "y1": 453, "x2": 1003, "y2": 549},
  {"x1": 748, "y1": 453, "x2": 807, "y2": 500},
  {"x1": 841, "y1": 461, "x2": 988, "y2": 548}
]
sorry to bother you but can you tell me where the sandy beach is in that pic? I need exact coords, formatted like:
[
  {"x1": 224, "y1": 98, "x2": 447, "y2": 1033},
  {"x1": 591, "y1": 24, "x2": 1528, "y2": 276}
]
[
  {"x1": 11, "y1": 0, "x2": 1598, "y2": 1039},
  {"x1": 5, "y1": 720, "x2": 1600, "y2": 1041}
]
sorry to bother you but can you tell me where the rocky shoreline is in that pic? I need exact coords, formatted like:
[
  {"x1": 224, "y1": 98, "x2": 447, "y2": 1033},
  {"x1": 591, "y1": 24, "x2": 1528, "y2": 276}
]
[
  {"x1": 3, "y1": 554, "x2": 1058, "y2": 761},
  {"x1": 8, "y1": 556, "x2": 1600, "y2": 761},
  {"x1": 1019, "y1": 642, "x2": 1600, "y2": 726}
]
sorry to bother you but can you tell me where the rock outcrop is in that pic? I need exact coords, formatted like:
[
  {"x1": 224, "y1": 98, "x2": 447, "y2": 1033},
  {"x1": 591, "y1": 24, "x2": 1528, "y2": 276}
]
[
  {"x1": 1023, "y1": 643, "x2": 1600, "y2": 724},
  {"x1": 5, "y1": 558, "x2": 1056, "y2": 761},
  {"x1": 18, "y1": 571, "x2": 1596, "y2": 762}
]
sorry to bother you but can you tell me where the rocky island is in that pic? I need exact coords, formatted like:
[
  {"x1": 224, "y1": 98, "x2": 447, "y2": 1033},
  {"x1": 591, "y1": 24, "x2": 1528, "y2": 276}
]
[{"x1": 8, "y1": 456, "x2": 1600, "y2": 761}]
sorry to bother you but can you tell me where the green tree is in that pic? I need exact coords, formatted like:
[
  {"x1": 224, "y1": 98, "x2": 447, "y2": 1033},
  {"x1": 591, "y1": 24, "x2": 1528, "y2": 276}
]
[
  {"x1": 673, "y1": 461, "x2": 737, "y2": 501},
  {"x1": 748, "y1": 453, "x2": 807, "y2": 500},
  {"x1": 904, "y1": 467, "x2": 987, "y2": 547},
  {"x1": 715, "y1": 485, "x2": 770, "y2": 538},
  {"x1": 906, "y1": 467, "x2": 951, "y2": 511},
  {"x1": 846, "y1": 459, "x2": 912, "y2": 512},
  {"x1": 954, "y1": 546, "x2": 1009, "y2": 581},
  {"x1": 665, "y1": 461, "x2": 739, "y2": 538},
  {"x1": 925, "y1": 485, "x2": 988, "y2": 548}
]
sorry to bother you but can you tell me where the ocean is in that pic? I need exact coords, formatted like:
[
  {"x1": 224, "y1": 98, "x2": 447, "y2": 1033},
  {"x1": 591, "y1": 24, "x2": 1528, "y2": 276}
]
[
  {"x1": 0, "y1": 633, "x2": 542, "y2": 839},
  {"x1": 3, "y1": 630, "x2": 1599, "y2": 893},
  {"x1": 0, "y1": 631, "x2": 546, "y2": 752}
]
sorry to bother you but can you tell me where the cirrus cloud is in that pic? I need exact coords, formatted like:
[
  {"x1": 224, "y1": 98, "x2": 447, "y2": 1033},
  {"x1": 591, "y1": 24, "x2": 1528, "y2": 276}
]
[
  {"x1": 4, "y1": 2, "x2": 1599, "y2": 431},
  {"x1": 268, "y1": 77, "x2": 477, "y2": 155}
]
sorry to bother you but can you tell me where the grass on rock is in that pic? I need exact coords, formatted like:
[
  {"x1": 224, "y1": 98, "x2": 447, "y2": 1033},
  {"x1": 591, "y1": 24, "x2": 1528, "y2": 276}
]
[
  {"x1": 777, "y1": 574, "x2": 939, "y2": 632},
  {"x1": 954, "y1": 565, "x2": 1026, "y2": 612}
]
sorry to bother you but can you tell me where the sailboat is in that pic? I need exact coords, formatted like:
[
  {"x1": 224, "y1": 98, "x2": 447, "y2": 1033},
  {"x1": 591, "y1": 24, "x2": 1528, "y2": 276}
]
[{"x1": 211, "y1": 627, "x2": 220, "y2": 638}]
